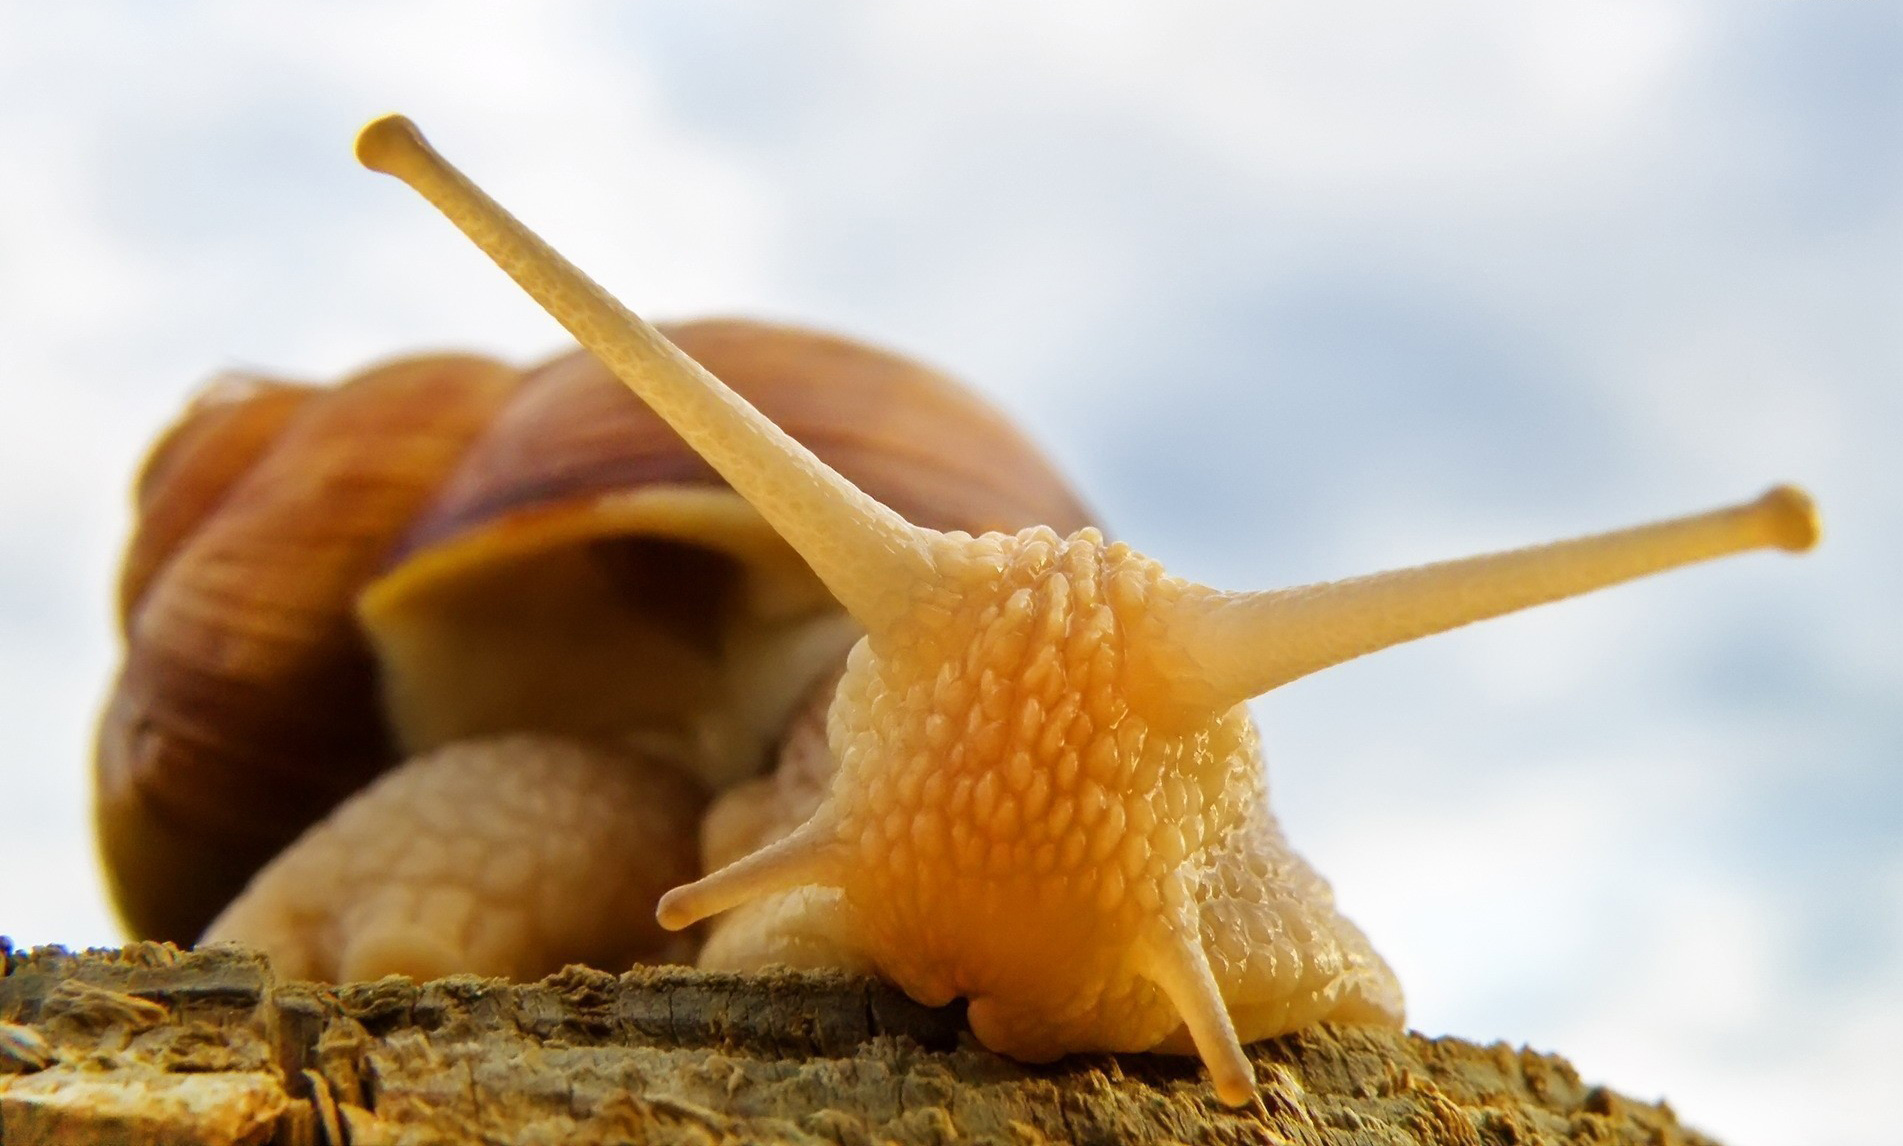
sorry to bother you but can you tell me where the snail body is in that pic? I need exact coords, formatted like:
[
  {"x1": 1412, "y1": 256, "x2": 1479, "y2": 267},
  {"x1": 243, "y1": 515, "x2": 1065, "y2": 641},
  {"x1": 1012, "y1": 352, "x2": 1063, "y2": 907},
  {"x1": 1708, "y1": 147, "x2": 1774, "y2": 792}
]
[{"x1": 97, "y1": 114, "x2": 1819, "y2": 1109}]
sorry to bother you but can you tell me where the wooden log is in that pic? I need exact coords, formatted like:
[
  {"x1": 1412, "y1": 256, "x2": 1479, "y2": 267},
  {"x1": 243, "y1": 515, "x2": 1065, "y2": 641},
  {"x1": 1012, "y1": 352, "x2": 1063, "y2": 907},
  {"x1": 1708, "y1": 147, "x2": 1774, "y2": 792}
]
[{"x1": 0, "y1": 940, "x2": 1720, "y2": 1145}]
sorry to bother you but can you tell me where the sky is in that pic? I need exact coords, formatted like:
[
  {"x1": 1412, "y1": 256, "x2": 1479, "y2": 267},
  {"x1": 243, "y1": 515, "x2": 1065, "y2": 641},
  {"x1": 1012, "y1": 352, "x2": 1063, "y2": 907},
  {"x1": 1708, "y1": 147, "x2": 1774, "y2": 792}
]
[{"x1": 1, "y1": 3, "x2": 1898, "y2": 1143}]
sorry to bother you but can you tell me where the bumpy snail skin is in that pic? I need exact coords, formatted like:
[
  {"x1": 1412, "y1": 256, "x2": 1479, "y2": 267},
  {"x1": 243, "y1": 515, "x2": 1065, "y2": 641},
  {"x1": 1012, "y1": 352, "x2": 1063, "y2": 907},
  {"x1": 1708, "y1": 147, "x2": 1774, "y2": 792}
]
[
  {"x1": 202, "y1": 735, "x2": 703, "y2": 982},
  {"x1": 358, "y1": 114, "x2": 1819, "y2": 1106},
  {"x1": 775, "y1": 529, "x2": 1400, "y2": 1096}
]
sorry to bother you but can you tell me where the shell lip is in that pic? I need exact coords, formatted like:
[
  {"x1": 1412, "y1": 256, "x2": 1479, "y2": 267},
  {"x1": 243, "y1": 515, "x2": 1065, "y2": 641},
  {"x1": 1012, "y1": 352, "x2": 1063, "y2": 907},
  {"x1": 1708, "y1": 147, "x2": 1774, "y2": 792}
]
[{"x1": 357, "y1": 483, "x2": 834, "y2": 634}]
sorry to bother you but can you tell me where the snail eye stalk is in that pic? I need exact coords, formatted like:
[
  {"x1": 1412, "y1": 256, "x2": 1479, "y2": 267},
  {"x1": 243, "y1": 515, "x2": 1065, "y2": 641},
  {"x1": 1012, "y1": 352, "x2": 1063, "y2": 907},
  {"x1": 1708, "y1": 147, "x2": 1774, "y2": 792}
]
[
  {"x1": 1155, "y1": 485, "x2": 1820, "y2": 713},
  {"x1": 356, "y1": 114, "x2": 938, "y2": 636}
]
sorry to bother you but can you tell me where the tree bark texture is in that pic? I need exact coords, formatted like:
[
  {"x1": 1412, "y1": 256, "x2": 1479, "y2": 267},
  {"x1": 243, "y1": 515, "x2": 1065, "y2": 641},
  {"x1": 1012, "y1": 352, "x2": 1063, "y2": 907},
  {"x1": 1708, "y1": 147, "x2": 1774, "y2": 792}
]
[{"x1": 0, "y1": 940, "x2": 1720, "y2": 1146}]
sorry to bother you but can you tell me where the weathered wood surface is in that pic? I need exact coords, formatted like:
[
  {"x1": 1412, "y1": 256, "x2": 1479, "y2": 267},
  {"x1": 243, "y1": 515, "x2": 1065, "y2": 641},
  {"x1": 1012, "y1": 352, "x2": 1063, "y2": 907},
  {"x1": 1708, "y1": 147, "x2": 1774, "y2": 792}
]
[{"x1": 0, "y1": 940, "x2": 1718, "y2": 1145}]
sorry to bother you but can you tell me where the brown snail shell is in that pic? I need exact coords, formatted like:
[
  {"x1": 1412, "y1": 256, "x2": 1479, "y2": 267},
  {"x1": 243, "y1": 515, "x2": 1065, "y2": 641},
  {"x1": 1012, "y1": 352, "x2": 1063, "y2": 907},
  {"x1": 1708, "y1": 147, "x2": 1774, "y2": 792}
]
[{"x1": 96, "y1": 319, "x2": 1093, "y2": 946}]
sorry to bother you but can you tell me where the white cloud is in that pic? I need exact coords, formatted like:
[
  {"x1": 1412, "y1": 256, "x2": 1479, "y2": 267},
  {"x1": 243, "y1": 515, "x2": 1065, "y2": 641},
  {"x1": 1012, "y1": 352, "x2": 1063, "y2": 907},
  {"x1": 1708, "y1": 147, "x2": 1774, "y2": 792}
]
[{"x1": 1, "y1": 3, "x2": 1896, "y2": 1142}]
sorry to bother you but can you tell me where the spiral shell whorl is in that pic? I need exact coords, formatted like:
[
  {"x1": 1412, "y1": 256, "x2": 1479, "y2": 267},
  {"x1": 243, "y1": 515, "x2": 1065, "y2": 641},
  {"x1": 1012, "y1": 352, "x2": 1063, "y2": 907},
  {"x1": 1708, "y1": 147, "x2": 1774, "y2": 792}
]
[{"x1": 99, "y1": 355, "x2": 520, "y2": 942}]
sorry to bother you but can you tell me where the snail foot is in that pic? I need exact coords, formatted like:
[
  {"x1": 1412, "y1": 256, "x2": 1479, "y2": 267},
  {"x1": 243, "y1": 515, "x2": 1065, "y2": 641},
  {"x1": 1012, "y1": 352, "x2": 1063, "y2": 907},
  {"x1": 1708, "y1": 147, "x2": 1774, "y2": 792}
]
[{"x1": 200, "y1": 734, "x2": 706, "y2": 983}]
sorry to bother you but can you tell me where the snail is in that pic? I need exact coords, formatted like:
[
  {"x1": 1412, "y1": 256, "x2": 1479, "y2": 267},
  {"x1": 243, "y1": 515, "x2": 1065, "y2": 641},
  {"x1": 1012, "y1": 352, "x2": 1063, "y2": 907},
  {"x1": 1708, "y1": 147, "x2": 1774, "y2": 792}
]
[{"x1": 94, "y1": 113, "x2": 1819, "y2": 1109}]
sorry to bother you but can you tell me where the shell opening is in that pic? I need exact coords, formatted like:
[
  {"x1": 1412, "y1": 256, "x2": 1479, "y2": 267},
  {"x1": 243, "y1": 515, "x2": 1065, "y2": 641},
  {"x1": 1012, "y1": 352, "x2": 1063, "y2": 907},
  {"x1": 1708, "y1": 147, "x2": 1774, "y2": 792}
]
[{"x1": 357, "y1": 485, "x2": 858, "y2": 789}]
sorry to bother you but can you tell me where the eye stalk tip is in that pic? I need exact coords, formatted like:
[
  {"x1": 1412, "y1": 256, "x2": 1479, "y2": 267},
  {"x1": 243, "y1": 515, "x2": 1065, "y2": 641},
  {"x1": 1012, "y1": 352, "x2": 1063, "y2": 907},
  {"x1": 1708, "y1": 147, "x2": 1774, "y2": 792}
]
[
  {"x1": 1757, "y1": 484, "x2": 1820, "y2": 553},
  {"x1": 355, "y1": 114, "x2": 431, "y2": 176}
]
